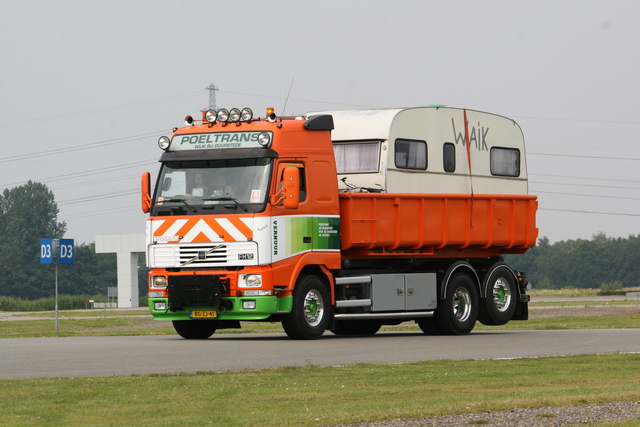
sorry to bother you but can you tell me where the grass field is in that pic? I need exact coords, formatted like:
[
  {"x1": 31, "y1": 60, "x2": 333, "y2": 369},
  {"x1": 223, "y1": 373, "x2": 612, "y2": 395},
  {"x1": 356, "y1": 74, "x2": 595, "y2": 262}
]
[
  {"x1": 1, "y1": 292, "x2": 639, "y2": 426},
  {"x1": 1, "y1": 354, "x2": 638, "y2": 426}
]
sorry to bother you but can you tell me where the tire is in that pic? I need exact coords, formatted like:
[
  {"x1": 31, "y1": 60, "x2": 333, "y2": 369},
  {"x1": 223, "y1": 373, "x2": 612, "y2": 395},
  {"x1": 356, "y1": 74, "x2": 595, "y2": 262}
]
[
  {"x1": 172, "y1": 320, "x2": 217, "y2": 339},
  {"x1": 478, "y1": 267, "x2": 517, "y2": 326},
  {"x1": 331, "y1": 319, "x2": 382, "y2": 336},
  {"x1": 282, "y1": 275, "x2": 330, "y2": 340},
  {"x1": 417, "y1": 317, "x2": 441, "y2": 335},
  {"x1": 432, "y1": 273, "x2": 479, "y2": 335}
]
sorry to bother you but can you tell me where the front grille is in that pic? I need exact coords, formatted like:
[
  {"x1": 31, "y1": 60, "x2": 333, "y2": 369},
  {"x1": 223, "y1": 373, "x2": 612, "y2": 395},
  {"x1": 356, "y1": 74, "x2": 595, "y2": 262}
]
[{"x1": 150, "y1": 242, "x2": 258, "y2": 268}]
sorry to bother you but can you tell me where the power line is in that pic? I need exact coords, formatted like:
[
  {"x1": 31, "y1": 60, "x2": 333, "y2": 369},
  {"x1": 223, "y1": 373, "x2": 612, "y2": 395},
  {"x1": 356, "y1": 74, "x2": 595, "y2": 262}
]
[
  {"x1": 219, "y1": 89, "x2": 378, "y2": 109},
  {"x1": 528, "y1": 152, "x2": 640, "y2": 161},
  {"x1": 50, "y1": 174, "x2": 139, "y2": 190},
  {"x1": 514, "y1": 115, "x2": 640, "y2": 126},
  {"x1": 0, "y1": 159, "x2": 157, "y2": 190},
  {"x1": 534, "y1": 190, "x2": 640, "y2": 201},
  {"x1": 530, "y1": 172, "x2": 640, "y2": 184},
  {"x1": 62, "y1": 205, "x2": 140, "y2": 220},
  {"x1": 0, "y1": 131, "x2": 164, "y2": 164},
  {"x1": 58, "y1": 189, "x2": 138, "y2": 206},
  {"x1": 539, "y1": 207, "x2": 640, "y2": 217},
  {"x1": 530, "y1": 180, "x2": 639, "y2": 191},
  {"x1": 0, "y1": 91, "x2": 202, "y2": 128}
]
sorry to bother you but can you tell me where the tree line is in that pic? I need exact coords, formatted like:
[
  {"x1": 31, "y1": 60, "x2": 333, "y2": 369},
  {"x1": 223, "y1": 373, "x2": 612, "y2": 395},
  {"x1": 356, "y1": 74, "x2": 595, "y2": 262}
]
[
  {"x1": 505, "y1": 233, "x2": 640, "y2": 289},
  {"x1": 0, "y1": 181, "x2": 147, "y2": 300}
]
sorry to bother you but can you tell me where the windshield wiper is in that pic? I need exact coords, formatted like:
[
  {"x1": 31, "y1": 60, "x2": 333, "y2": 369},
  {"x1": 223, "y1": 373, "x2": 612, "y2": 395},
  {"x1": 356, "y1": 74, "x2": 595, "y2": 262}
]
[
  {"x1": 164, "y1": 198, "x2": 197, "y2": 213},
  {"x1": 202, "y1": 197, "x2": 247, "y2": 212}
]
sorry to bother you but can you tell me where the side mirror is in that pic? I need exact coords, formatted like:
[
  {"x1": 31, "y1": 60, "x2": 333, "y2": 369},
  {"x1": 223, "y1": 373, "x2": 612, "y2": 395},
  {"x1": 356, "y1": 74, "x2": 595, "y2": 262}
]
[
  {"x1": 283, "y1": 167, "x2": 300, "y2": 209},
  {"x1": 141, "y1": 172, "x2": 152, "y2": 213}
]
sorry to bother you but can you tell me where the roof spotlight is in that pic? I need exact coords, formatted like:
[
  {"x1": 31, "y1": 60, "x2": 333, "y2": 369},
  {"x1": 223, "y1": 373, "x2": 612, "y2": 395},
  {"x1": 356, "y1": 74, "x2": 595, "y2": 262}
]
[
  {"x1": 205, "y1": 109, "x2": 217, "y2": 124},
  {"x1": 241, "y1": 108, "x2": 253, "y2": 122},
  {"x1": 229, "y1": 108, "x2": 241, "y2": 123},
  {"x1": 158, "y1": 136, "x2": 171, "y2": 150},
  {"x1": 217, "y1": 109, "x2": 229, "y2": 123}
]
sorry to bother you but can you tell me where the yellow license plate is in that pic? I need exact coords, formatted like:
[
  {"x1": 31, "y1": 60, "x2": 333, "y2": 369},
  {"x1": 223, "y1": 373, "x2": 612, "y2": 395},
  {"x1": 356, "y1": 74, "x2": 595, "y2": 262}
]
[{"x1": 190, "y1": 310, "x2": 217, "y2": 319}]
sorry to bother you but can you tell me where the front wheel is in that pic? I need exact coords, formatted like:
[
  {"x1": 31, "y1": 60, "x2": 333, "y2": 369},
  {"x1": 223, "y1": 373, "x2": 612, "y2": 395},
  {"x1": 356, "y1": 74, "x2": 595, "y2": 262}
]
[
  {"x1": 172, "y1": 320, "x2": 217, "y2": 339},
  {"x1": 432, "y1": 273, "x2": 479, "y2": 335},
  {"x1": 282, "y1": 275, "x2": 330, "y2": 340}
]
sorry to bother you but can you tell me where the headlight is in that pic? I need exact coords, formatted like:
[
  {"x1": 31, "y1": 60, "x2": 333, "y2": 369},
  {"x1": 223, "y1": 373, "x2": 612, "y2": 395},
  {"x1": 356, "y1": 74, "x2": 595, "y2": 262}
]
[
  {"x1": 258, "y1": 132, "x2": 271, "y2": 147},
  {"x1": 158, "y1": 136, "x2": 171, "y2": 150},
  {"x1": 240, "y1": 274, "x2": 262, "y2": 288},
  {"x1": 151, "y1": 276, "x2": 168, "y2": 288}
]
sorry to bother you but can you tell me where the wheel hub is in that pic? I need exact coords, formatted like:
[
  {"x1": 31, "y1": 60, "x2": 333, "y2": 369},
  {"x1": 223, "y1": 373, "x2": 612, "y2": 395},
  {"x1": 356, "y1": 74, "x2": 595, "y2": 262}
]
[
  {"x1": 303, "y1": 290, "x2": 324, "y2": 327},
  {"x1": 452, "y1": 287, "x2": 472, "y2": 322},
  {"x1": 492, "y1": 277, "x2": 512, "y2": 312}
]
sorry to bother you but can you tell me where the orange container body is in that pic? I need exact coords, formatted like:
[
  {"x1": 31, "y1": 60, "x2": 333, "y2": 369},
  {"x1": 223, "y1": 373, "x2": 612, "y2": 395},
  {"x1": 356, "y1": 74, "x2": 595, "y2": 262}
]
[{"x1": 339, "y1": 193, "x2": 538, "y2": 258}]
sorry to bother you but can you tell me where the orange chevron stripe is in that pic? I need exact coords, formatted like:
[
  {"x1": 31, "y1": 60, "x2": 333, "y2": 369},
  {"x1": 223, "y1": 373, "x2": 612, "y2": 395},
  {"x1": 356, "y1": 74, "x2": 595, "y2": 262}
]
[
  {"x1": 176, "y1": 218, "x2": 199, "y2": 237},
  {"x1": 152, "y1": 219, "x2": 174, "y2": 236},
  {"x1": 203, "y1": 218, "x2": 235, "y2": 242},
  {"x1": 152, "y1": 217, "x2": 252, "y2": 242},
  {"x1": 228, "y1": 217, "x2": 253, "y2": 239}
]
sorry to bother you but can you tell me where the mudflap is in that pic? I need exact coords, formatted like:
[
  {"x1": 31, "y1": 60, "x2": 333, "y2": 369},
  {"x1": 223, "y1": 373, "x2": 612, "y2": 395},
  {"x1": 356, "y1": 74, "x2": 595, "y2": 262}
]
[
  {"x1": 511, "y1": 299, "x2": 529, "y2": 320},
  {"x1": 168, "y1": 275, "x2": 221, "y2": 312}
]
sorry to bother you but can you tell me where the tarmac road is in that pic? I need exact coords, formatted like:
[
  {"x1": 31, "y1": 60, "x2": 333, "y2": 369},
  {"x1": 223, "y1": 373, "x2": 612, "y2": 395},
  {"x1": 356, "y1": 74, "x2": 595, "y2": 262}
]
[{"x1": 1, "y1": 328, "x2": 639, "y2": 379}]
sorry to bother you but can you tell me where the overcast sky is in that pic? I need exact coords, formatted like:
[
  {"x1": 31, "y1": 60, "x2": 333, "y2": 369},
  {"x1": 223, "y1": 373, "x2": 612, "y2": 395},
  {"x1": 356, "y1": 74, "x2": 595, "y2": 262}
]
[{"x1": 1, "y1": 1, "x2": 639, "y2": 245}]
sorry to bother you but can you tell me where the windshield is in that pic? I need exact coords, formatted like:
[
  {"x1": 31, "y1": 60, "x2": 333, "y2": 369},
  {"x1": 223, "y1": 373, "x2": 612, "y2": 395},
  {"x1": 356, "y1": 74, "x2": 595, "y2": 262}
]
[{"x1": 153, "y1": 158, "x2": 272, "y2": 214}]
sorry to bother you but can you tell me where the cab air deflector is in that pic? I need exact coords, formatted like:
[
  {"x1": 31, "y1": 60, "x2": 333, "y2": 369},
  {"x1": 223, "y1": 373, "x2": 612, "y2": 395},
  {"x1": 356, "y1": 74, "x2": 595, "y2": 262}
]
[
  {"x1": 160, "y1": 148, "x2": 278, "y2": 162},
  {"x1": 304, "y1": 114, "x2": 334, "y2": 131}
]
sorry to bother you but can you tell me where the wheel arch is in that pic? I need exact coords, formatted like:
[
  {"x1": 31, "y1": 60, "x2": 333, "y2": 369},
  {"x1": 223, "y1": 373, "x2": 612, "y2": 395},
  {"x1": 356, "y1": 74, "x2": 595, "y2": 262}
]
[
  {"x1": 440, "y1": 261, "x2": 481, "y2": 300},
  {"x1": 297, "y1": 264, "x2": 334, "y2": 301}
]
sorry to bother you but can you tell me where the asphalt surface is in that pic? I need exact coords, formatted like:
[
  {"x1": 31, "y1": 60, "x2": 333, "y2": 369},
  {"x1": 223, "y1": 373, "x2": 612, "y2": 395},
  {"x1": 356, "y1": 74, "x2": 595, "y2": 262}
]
[{"x1": 1, "y1": 328, "x2": 639, "y2": 379}]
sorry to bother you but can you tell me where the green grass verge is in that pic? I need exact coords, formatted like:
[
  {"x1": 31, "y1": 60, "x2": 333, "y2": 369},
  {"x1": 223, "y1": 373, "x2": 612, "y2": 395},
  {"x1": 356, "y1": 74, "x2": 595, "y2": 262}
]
[
  {"x1": 529, "y1": 288, "x2": 640, "y2": 297},
  {"x1": 1, "y1": 353, "x2": 639, "y2": 426},
  {"x1": 2, "y1": 309, "x2": 640, "y2": 338}
]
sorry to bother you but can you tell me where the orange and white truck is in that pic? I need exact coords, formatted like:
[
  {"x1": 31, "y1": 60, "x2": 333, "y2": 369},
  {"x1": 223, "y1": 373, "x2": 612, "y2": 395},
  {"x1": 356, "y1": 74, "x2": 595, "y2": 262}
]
[{"x1": 141, "y1": 106, "x2": 538, "y2": 339}]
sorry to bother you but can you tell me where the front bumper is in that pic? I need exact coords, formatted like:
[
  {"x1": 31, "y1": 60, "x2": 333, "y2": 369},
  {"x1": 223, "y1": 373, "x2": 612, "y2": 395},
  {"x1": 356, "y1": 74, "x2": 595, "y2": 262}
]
[{"x1": 148, "y1": 296, "x2": 292, "y2": 321}]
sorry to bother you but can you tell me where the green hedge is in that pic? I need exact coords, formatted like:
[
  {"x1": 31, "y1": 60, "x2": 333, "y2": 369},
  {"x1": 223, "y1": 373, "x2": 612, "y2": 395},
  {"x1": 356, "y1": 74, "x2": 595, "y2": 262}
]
[{"x1": 0, "y1": 295, "x2": 106, "y2": 312}]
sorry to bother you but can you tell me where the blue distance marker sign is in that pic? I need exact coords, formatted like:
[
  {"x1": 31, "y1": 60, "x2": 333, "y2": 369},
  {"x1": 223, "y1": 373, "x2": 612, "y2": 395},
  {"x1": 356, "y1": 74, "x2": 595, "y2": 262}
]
[
  {"x1": 57, "y1": 239, "x2": 74, "y2": 265},
  {"x1": 40, "y1": 238, "x2": 54, "y2": 264}
]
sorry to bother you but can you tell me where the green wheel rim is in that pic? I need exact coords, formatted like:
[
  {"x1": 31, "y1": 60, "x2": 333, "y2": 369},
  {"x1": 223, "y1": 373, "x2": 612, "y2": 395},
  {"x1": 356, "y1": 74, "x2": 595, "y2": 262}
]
[
  {"x1": 492, "y1": 277, "x2": 512, "y2": 312},
  {"x1": 303, "y1": 289, "x2": 324, "y2": 327}
]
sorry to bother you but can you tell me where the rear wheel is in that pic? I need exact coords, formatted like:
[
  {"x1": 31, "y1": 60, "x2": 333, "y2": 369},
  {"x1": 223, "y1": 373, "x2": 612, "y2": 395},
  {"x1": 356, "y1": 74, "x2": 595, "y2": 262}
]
[
  {"x1": 432, "y1": 273, "x2": 478, "y2": 335},
  {"x1": 172, "y1": 320, "x2": 217, "y2": 339},
  {"x1": 479, "y1": 267, "x2": 517, "y2": 326},
  {"x1": 282, "y1": 275, "x2": 330, "y2": 340}
]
